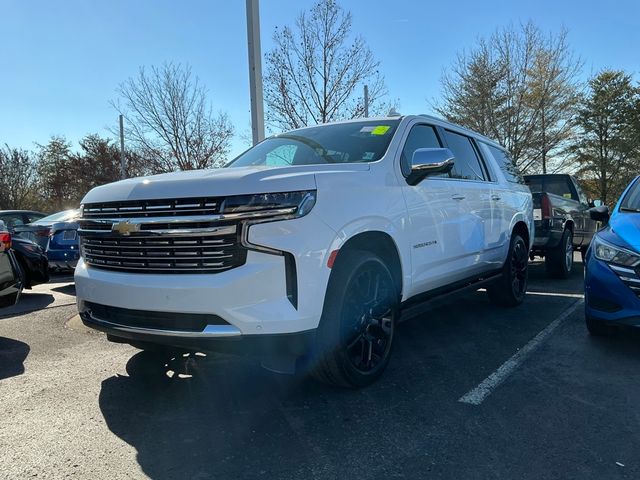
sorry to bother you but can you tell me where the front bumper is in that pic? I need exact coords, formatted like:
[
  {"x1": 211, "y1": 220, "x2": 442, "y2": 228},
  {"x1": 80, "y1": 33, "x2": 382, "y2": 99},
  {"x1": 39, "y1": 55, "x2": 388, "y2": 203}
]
[
  {"x1": 79, "y1": 307, "x2": 316, "y2": 357},
  {"x1": 75, "y1": 211, "x2": 336, "y2": 336},
  {"x1": 585, "y1": 250, "x2": 640, "y2": 327},
  {"x1": 47, "y1": 248, "x2": 79, "y2": 270},
  {"x1": 75, "y1": 249, "x2": 319, "y2": 336}
]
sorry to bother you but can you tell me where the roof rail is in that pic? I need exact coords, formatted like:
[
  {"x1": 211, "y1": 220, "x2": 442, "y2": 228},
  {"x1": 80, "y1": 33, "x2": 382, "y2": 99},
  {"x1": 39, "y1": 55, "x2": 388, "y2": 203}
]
[{"x1": 418, "y1": 113, "x2": 447, "y2": 123}]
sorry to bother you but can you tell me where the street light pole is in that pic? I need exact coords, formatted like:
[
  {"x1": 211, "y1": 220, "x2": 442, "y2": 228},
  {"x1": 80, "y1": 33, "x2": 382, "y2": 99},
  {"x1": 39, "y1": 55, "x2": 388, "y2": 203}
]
[
  {"x1": 364, "y1": 85, "x2": 369, "y2": 117},
  {"x1": 119, "y1": 114, "x2": 126, "y2": 179},
  {"x1": 246, "y1": 0, "x2": 265, "y2": 145}
]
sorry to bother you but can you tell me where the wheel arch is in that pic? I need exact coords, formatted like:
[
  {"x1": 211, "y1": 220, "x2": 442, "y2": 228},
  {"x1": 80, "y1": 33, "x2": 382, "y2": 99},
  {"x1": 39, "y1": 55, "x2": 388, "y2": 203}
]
[
  {"x1": 564, "y1": 218, "x2": 575, "y2": 233},
  {"x1": 512, "y1": 220, "x2": 530, "y2": 249},
  {"x1": 330, "y1": 230, "x2": 404, "y2": 300}
]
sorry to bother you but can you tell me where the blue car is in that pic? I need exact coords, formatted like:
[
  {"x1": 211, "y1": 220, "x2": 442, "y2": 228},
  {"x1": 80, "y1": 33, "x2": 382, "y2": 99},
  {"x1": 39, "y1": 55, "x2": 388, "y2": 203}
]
[
  {"x1": 14, "y1": 209, "x2": 80, "y2": 271},
  {"x1": 585, "y1": 176, "x2": 640, "y2": 335}
]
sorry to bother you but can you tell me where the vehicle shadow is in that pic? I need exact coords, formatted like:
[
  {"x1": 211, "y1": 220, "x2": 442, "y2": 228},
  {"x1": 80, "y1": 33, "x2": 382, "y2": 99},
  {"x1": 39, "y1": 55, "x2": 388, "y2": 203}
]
[
  {"x1": 527, "y1": 257, "x2": 585, "y2": 294},
  {"x1": 99, "y1": 352, "x2": 345, "y2": 479},
  {"x1": 97, "y1": 260, "x2": 592, "y2": 480},
  {"x1": 51, "y1": 284, "x2": 76, "y2": 296},
  {"x1": 0, "y1": 293, "x2": 55, "y2": 318},
  {"x1": 0, "y1": 337, "x2": 30, "y2": 380}
]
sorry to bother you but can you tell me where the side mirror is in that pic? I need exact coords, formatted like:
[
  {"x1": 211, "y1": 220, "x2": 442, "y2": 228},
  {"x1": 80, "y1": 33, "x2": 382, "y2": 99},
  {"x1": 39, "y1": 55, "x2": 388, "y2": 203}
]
[
  {"x1": 407, "y1": 148, "x2": 455, "y2": 186},
  {"x1": 589, "y1": 205, "x2": 609, "y2": 223}
]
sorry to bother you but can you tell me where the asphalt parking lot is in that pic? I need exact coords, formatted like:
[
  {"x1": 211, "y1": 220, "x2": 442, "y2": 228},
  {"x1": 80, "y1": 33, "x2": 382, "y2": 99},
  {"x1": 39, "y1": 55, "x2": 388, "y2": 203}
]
[{"x1": 1, "y1": 259, "x2": 639, "y2": 480}]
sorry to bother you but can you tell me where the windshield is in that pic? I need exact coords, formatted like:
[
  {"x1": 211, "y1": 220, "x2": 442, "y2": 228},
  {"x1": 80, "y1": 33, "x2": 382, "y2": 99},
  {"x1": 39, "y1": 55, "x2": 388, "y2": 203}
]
[
  {"x1": 33, "y1": 209, "x2": 79, "y2": 224},
  {"x1": 227, "y1": 120, "x2": 400, "y2": 168},
  {"x1": 620, "y1": 178, "x2": 640, "y2": 212}
]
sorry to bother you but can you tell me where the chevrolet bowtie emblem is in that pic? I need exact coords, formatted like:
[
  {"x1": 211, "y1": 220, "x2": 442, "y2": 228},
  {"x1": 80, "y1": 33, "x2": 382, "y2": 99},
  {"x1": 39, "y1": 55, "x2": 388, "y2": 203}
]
[{"x1": 112, "y1": 220, "x2": 140, "y2": 236}]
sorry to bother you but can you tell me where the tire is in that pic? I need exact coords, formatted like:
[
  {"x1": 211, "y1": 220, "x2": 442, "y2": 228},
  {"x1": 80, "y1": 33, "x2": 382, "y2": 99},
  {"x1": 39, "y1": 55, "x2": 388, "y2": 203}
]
[
  {"x1": 585, "y1": 315, "x2": 614, "y2": 336},
  {"x1": 546, "y1": 229, "x2": 573, "y2": 278},
  {"x1": 312, "y1": 250, "x2": 399, "y2": 388},
  {"x1": 487, "y1": 234, "x2": 529, "y2": 307},
  {"x1": 16, "y1": 258, "x2": 30, "y2": 289}
]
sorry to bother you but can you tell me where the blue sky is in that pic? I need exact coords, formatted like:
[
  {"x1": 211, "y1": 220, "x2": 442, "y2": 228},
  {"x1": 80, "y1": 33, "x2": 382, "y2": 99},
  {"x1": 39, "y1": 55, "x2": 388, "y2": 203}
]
[{"x1": 1, "y1": 0, "x2": 638, "y2": 158}]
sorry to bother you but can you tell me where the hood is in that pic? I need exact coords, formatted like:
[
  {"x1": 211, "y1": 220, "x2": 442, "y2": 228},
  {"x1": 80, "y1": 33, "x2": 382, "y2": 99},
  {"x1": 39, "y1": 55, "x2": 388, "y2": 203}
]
[
  {"x1": 609, "y1": 211, "x2": 640, "y2": 250},
  {"x1": 81, "y1": 164, "x2": 370, "y2": 204}
]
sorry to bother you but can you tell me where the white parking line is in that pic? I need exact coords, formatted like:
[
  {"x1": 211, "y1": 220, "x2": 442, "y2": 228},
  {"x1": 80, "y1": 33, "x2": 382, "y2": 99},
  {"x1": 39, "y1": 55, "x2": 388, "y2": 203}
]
[
  {"x1": 478, "y1": 288, "x2": 584, "y2": 299},
  {"x1": 526, "y1": 291, "x2": 585, "y2": 299},
  {"x1": 458, "y1": 297, "x2": 585, "y2": 406}
]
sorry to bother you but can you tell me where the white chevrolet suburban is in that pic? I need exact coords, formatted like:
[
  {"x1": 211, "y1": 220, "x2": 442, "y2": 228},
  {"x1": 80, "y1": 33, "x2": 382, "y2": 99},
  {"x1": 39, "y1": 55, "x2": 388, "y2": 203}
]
[{"x1": 76, "y1": 115, "x2": 533, "y2": 387}]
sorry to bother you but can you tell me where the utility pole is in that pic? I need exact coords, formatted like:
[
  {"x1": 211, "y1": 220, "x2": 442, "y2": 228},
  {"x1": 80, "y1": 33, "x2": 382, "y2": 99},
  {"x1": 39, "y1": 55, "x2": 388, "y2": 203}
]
[
  {"x1": 119, "y1": 114, "x2": 126, "y2": 179},
  {"x1": 364, "y1": 85, "x2": 369, "y2": 117},
  {"x1": 246, "y1": 0, "x2": 265, "y2": 145}
]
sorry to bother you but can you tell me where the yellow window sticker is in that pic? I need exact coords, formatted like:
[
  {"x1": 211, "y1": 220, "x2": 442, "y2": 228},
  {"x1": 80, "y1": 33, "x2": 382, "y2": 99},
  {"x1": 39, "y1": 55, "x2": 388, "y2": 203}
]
[{"x1": 371, "y1": 125, "x2": 391, "y2": 135}]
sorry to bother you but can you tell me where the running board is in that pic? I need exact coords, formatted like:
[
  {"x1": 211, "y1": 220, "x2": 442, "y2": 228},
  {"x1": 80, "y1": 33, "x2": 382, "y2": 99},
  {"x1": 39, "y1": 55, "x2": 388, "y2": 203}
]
[{"x1": 400, "y1": 272, "x2": 503, "y2": 322}]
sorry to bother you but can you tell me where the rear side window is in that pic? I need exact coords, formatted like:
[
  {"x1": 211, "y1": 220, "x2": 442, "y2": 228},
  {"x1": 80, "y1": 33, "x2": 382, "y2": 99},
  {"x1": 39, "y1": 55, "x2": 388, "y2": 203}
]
[
  {"x1": 573, "y1": 179, "x2": 589, "y2": 204},
  {"x1": 486, "y1": 145, "x2": 524, "y2": 184},
  {"x1": 0, "y1": 214, "x2": 25, "y2": 228},
  {"x1": 400, "y1": 124, "x2": 441, "y2": 177},
  {"x1": 526, "y1": 177, "x2": 578, "y2": 201},
  {"x1": 443, "y1": 130, "x2": 486, "y2": 181}
]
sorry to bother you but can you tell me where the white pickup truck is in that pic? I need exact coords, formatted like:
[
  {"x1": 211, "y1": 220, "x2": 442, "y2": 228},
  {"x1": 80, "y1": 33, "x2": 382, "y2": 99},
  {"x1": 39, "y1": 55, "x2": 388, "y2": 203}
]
[{"x1": 76, "y1": 115, "x2": 533, "y2": 387}]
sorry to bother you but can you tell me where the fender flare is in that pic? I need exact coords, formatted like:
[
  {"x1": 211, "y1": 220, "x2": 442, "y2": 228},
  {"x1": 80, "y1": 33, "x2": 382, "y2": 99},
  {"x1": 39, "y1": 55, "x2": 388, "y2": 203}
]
[{"x1": 325, "y1": 216, "x2": 411, "y2": 299}]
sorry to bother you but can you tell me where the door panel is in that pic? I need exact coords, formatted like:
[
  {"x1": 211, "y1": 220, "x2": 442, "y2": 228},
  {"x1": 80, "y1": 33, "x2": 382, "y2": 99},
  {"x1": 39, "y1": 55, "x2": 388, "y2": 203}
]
[
  {"x1": 398, "y1": 123, "x2": 469, "y2": 295},
  {"x1": 403, "y1": 178, "x2": 472, "y2": 294},
  {"x1": 441, "y1": 130, "x2": 495, "y2": 272},
  {"x1": 477, "y1": 142, "x2": 515, "y2": 265}
]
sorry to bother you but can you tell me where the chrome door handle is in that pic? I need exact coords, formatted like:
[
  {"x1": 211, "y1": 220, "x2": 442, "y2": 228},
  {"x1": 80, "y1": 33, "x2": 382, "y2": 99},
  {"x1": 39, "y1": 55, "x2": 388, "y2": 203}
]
[
  {"x1": 491, "y1": 195, "x2": 501, "y2": 201},
  {"x1": 452, "y1": 194, "x2": 466, "y2": 201}
]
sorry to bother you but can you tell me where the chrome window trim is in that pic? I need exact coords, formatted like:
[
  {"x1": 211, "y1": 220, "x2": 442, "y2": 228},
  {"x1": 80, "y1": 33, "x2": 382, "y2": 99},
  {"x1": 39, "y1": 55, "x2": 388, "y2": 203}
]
[
  {"x1": 78, "y1": 225, "x2": 238, "y2": 237},
  {"x1": 78, "y1": 208, "x2": 297, "y2": 227}
]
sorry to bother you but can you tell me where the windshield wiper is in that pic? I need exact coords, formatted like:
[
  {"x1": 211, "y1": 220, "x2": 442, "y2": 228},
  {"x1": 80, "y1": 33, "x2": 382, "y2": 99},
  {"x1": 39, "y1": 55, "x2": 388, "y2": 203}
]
[{"x1": 620, "y1": 207, "x2": 640, "y2": 213}]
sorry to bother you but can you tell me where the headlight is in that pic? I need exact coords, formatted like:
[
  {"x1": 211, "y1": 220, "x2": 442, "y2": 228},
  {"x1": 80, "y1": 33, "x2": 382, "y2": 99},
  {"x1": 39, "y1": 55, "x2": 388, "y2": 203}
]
[
  {"x1": 593, "y1": 236, "x2": 640, "y2": 267},
  {"x1": 220, "y1": 191, "x2": 316, "y2": 218}
]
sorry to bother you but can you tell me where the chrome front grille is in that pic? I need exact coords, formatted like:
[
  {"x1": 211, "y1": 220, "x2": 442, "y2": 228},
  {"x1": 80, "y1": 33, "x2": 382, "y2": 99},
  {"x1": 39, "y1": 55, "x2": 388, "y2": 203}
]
[
  {"x1": 80, "y1": 230, "x2": 244, "y2": 273},
  {"x1": 82, "y1": 197, "x2": 220, "y2": 218},
  {"x1": 79, "y1": 198, "x2": 248, "y2": 274},
  {"x1": 609, "y1": 264, "x2": 640, "y2": 296}
]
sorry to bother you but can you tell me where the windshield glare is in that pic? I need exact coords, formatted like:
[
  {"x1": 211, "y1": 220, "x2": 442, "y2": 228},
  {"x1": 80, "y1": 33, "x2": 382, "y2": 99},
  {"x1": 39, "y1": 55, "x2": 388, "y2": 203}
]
[
  {"x1": 621, "y1": 179, "x2": 640, "y2": 211},
  {"x1": 227, "y1": 120, "x2": 400, "y2": 168},
  {"x1": 33, "y1": 209, "x2": 79, "y2": 224}
]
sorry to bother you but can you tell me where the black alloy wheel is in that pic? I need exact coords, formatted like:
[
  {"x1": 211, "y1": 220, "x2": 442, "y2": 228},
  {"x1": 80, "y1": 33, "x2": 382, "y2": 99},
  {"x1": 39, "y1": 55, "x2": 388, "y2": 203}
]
[
  {"x1": 341, "y1": 264, "x2": 395, "y2": 375},
  {"x1": 313, "y1": 250, "x2": 398, "y2": 388},
  {"x1": 487, "y1": 234, "x2": 529, "y2": 307}
]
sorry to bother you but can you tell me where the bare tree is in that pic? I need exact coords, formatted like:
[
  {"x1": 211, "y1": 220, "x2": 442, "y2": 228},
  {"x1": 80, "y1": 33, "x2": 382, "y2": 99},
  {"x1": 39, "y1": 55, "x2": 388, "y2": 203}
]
[
  {"x1": 436, "y1": 23, "x2": 581, "y2": 174},
  {"x1": 0, "y1": 145, "x2": 38, "y2": 210},
  {"x1": 525, "y1": 30, "x2": 582, "y2": 173},
  {"x1": 112, "y1": 63, "x2": 234, "y2": 172},
  {"x1": 264, "y1": 0, "x2": 389, "y2": 131}
]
